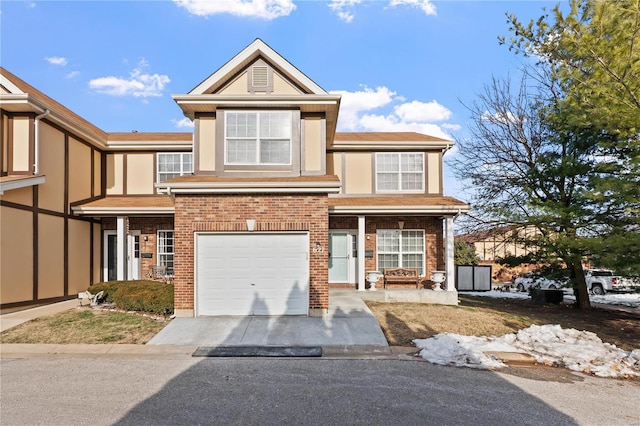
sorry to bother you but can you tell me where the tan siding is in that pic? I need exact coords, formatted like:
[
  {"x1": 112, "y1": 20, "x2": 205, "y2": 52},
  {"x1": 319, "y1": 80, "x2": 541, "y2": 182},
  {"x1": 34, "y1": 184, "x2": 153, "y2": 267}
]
[
  {"x1": 198, "y1": 117, "x2": 216, "y2": 172},
  {"x1": 106, "y1": 153, "x2": 124, "y2": 195},
  {"x1": 303, "y1": 117, "x2": 322, "y2": 172},
  {"x1": 93, "y1": 150, "x2": 101, "y2": 196},
  {"x1": 2, "y1": 114, "x2": 8, "y2": 173},
  {"x1": 38, "y1": 123, "x2": 65, "y2": 212},
  {"x1": 1, "y1": 185, "x2": 33, "y2": 206},
  {"x1": 12, "y1": 117, "x2": 30, "y2": 172},
  {"x1": 68, "y1": 137, "x2": 92, "y2": 203},
  {"x1": 68, "y1": 219, "x2": 91, "y2": 294},
  {"x1": 273, "y1": 72, "x2": 302, "y2": 94},
  {"x1": 0, "y1": 206, "x2": 33, "y2": 304},
  {"x1": 38, "y1": 214, "x2": 64, "y2": 299},
  {"x1": 427, "y1": 152, "x2": 440, "y2": 194},
  {"x1": 126, "y1": 153, "x2": 154, "y2": 194},
  {"x1": 327, "y1": 153, "x2": 343, "y2": 193},
  {"x1": 93, "y1": 223, "x2": 102, "y2": 283},
  {"x1": 218, "y1": 71, "x2": 248, "y2": 95},
  {"x1": 344, "y1": 153, "x2": 372, "y2": 194}
]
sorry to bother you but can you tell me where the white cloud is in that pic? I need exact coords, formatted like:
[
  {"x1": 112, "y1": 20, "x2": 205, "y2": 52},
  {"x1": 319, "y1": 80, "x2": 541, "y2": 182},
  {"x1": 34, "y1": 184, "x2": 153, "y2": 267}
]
[
  {"x1": 171, "y1": 117, "x2": 194, "y2": 128},
  {"x1": 328, "y1": 0, "x2": 361, "y2": 23},
  {"x1": 174, "y1": 0, "x2": 295, "y2": 20},
  {"x1": 45, "y1": 56, "x2": 68, "y2": 66},
  {"x1": 89, "y1": 62, "x2": 170, "y2": 98},
  {"x1": 394, "y1": 100, "x2": 451, "y2": 122},
  {"x1": 65, "y1": 71, "x2": 80, "y2": 79},
  {"x1": 389, "y1": 0, "x2": 436, "y2": 16},
  {"x1": 331, "y1": 85, "x2": 457, "y2": 140},
  {"x1": 331, "y1": 86, "x2": 396, "y2": 130}
]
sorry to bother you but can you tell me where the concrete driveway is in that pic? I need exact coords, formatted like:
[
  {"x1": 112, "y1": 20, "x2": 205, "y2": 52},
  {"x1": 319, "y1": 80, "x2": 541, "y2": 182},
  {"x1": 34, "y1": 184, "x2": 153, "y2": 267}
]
[{"x1": 147, "y1": 289, "x2": 390, "y2": 350}]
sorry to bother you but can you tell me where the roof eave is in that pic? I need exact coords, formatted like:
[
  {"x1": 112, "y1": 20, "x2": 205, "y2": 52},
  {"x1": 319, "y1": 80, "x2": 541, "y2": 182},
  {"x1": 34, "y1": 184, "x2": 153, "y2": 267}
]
[{"x1": 329, "y1": 205, "x2": 470, "y2": 215}]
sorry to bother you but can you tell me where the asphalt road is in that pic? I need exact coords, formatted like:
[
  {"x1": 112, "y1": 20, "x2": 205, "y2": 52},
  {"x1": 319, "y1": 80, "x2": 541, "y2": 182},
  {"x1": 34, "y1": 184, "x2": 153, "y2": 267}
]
[{"x1": 1, "y1": 356, "x2": 638, "y2": 425}]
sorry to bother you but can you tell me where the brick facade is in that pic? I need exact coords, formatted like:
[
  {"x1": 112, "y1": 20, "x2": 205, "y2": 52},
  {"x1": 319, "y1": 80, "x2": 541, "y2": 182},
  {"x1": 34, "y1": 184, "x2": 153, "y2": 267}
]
[
  {"x1": 329, "y1": 215, "x2": 444, "y2": 289},
  {"x1": 173, "y1": 193, "x2": 329, "y2": 316}
]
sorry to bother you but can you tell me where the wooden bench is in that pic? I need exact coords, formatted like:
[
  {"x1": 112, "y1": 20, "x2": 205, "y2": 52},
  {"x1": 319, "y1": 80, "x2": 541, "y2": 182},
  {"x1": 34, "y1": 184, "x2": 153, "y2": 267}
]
[{"x1": 383, "y1": 268, "x2": 421, "y2": 289}]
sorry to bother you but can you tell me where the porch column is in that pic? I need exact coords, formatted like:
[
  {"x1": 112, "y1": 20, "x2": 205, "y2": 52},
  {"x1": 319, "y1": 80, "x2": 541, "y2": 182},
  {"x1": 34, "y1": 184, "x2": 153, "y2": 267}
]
[
  {"x1": 357, "y1": 215, "x2": 366, "y2": 291},
  {"x1": 116, "y1": 216, "x2": 127, "y2": 280},
  {"x1": 445, "y1": 216, "x2": 455, "y2": 291}
]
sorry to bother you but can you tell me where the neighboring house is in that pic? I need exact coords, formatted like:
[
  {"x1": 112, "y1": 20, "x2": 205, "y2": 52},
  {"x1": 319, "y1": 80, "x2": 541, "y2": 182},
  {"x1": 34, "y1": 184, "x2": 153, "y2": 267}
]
[
  {"x1": 457, "y1": 225, "x2": 539, "y2": 263},
  {"x1": 0, "y1": 39, "x2": 469, "y2": 316}
]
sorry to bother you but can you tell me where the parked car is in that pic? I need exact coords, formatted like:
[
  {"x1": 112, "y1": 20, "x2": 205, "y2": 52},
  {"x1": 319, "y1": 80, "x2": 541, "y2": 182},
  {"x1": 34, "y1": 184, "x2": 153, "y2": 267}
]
[
  {"x1": 585, "y1": 269, "x2": 632, "y2": 295},
  {"x1": 514, "y1": 272, "x2": 568, "y2": 292}
]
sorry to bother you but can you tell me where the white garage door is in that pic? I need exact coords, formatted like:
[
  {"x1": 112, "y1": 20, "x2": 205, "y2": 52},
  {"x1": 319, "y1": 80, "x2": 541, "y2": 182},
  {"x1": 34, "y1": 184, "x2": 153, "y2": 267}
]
[{"x1": 196, "y1": 233, "x2": 309, "y2": 316}]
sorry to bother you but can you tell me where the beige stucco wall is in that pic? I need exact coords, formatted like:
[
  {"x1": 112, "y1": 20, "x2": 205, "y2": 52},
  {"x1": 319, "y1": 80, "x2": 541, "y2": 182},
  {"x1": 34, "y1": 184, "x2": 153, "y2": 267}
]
[
  {"x1": 38, "y1": 123, "x2": 65, "y2": 212},
  {"x1": 68, "y1": 137, "x2": 92, "y2": 203},
  {"x1": 93, "y1": 223, "x2": 101, "y2": 283},
  {"x1": 198, "y1": 117, "x2": 216, "y2": 172},
  {"x1": 126, "y1": 153, "x2": 154, "y2": 194},
  {"x1": 327, "y1": 153, "x2": 343, "y2": 192},
  {"x1": 2, "y1": 114, "x2": 8, "y2": 173},
  {"x1": 12, "y1": 116, "x2": 30, "y2": 172},
  {"x1": 427, "y1": 152, "x2": 440, "y2": 194},
  {"x1": 1, "y1": 185, "x2": 32, "y2": 206},
  {"x1": 93, "y1": 150, "x2": 101, "y2": 196},
  {"x1": 106, "y1": 153, "x2": 124, "y2": 195},
  {"x1": 0, "y1": 206, "x2": 33, "y2": 304},
  {"x1": 219, "y1": 71, "x2": 249, "y2": 95},
  {"x1": 303, "y1": 117, "x2": 322, "y2": 172},
  {"x1": 68, "y1": 219, "x2": 91, "y2": 294},
  {"x1": 273, "y1": 72, "x2": 301, "y2": 95},
  {"x1": 38, "y1": 214, "x2": 64, "y2": 299},
  {"x1": 344, "y1": 153, "x2": 372, "y2": 194}
]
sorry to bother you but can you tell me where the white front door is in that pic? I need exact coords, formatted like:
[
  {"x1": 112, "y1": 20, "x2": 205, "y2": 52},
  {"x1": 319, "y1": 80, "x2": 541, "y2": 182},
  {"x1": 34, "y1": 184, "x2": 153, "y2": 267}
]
[
  {"x1": 127, "y1": 231, "x2": 141, "y2": 280},
  {"x1": 196, "y1": 232, "x2": 309, "y2": 316},
  {"x1": 104, "y1": 230, "x2": 140, "y2": 281},
  {"x1": 329, "y1": 232, "x2": 357, "y2": 283}
]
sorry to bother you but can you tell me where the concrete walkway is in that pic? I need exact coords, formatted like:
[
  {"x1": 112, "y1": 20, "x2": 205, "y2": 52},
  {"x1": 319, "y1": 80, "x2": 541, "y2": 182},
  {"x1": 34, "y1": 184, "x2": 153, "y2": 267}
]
[
  {"x1": 0, "y1": 299, "x2": 79, "y2": 333},
  {"x1": 147, "y1": 289, "x2": 390, "y2": 352}
]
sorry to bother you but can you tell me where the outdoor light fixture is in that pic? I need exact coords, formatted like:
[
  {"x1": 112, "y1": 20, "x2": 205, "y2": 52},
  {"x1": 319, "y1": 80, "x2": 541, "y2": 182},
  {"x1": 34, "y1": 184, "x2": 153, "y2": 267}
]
[
  {"x1": 246, "y1": 219, "x2": 256, "y2": 231},
  {"x1": 398, "y1": 221, "x2": 404, "y2": 230}
]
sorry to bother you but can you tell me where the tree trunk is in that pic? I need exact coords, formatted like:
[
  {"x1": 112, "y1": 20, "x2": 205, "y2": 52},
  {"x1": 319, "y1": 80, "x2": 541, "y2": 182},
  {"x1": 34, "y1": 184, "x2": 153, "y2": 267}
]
[{"x1": 571, "y1": 261, "x2": 591, "y2": 309}]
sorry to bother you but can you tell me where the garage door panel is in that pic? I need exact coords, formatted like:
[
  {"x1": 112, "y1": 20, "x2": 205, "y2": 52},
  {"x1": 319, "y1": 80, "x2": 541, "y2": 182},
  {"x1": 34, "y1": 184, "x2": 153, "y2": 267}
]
[{"x1": 196, "y1": 233, "x2": 309, "y2": 316}]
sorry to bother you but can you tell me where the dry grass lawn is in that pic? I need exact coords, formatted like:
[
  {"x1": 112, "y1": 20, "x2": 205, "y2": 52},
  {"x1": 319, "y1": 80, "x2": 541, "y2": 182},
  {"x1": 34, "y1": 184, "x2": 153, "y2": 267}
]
[
  {"x1": 0, "y1": 308, "x2": 168, "y2": 344},
  {"x1": 366, "y1": 295, "x2": 640, "y2": 352}
]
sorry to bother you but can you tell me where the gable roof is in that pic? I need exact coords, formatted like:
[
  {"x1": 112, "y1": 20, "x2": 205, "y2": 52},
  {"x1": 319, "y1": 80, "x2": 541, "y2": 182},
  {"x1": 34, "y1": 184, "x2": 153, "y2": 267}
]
[{"x1": 189, "y1": 39, "x2": 327, "y2": 95}]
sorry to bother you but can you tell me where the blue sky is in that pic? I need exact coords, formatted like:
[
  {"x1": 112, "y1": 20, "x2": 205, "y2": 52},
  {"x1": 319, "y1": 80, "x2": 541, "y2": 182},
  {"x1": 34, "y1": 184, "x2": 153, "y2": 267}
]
[{"x1": 0, "y1": 0, "x2": 556, "y2": 200}]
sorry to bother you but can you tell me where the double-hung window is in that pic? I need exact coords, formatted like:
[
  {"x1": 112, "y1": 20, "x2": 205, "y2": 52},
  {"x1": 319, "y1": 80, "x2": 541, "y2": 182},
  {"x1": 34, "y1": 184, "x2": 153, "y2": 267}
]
[
  {"x1": 157, "y1": 152, "x2": 192, "y2": 183},
  {"x1": 376, "y1": 153, "x2": 424, "y2": 192},
  {"x1": 225, "y1": 111, "x2": 292, "y2": 165},
  {"x1": 377, "y1": 230, "x2": 425, "y2": 275},
  {"x1": 157, "y1": 231, "x2": 174, "y2": 275}
]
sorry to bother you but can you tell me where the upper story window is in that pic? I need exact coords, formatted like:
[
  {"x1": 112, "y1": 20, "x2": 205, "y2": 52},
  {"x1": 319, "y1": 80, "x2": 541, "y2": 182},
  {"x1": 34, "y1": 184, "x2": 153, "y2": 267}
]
[
  {"x1": 376, "y1": 153, "x2": 424, "y2": 192},
  {"x1": 157, "y1": 152, "x2": 192, "y2": 183},
  {"x1": 225, "y1": 111, "x2": 292, "y2": 165}
]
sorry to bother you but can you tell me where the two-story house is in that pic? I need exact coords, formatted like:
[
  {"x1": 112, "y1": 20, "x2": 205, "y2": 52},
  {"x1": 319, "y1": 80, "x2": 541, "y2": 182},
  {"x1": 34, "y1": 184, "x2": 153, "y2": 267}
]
[{"x1": 0, "y1": 39, "x2": 469, "y2": 316}]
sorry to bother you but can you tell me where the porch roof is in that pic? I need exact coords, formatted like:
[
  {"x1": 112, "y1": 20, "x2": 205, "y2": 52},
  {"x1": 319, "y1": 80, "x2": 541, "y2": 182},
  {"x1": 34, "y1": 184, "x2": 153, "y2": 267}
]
[
  {"x1": 71, "y1": 196, "x2": 174, "y2": 216},
  {"x1": 0, "y1": 174, "x2": 46, "y2": 195},
  {"x1": 328, "y1": 195, "x2": 470, "y2": 216}
]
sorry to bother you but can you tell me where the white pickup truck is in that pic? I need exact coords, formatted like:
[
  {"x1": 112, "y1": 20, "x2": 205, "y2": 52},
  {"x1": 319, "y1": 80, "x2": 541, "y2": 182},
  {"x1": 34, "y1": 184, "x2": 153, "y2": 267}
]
[{"x1": 585, "y1": 269, "x2": 631, "y2": 295}]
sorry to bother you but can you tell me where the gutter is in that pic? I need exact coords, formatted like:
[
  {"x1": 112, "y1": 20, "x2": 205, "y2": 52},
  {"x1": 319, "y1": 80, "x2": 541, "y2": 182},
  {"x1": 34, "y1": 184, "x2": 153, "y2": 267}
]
[{"x1": 33, "y1": 109, "x2": 50, "y2": 174}]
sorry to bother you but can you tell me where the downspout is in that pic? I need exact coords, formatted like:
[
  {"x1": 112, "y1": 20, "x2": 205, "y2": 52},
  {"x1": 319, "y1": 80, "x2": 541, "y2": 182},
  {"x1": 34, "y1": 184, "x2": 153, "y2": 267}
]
[{"x1": 33, "y1": 109, "x2": 51, "y2": 175}]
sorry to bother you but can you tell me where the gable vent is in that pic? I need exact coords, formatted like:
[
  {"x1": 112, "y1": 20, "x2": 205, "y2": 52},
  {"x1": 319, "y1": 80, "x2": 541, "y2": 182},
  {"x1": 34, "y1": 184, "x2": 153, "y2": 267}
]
[{"x1": 252, "y1": 66, "x2": 268, "y2": 87}]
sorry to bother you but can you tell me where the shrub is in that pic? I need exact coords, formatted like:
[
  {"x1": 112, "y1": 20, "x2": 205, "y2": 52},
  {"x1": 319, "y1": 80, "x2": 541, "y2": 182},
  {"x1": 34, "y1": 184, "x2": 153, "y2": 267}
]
[{"x1": 87, "y1": 280, "x2": 173, "y2": 315}]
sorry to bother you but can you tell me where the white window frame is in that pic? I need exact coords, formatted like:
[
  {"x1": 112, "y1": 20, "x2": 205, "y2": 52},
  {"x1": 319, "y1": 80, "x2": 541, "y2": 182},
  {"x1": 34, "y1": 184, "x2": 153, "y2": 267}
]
[
  {"x1": 375, "y1": 152, "x2": 424, "y2": 192},
  {"x1": 376, "y1": 229, "x2": 426, "y2": 276},
  {"x1": 157, "y1": 152, "x2": 193, "y2": 184},
  {"x1": 224, "y1": 111, "x2": 292, "y2": 166},
  {"x1": 157, "y1": 230, "x2": 174, "y2": 276}
]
